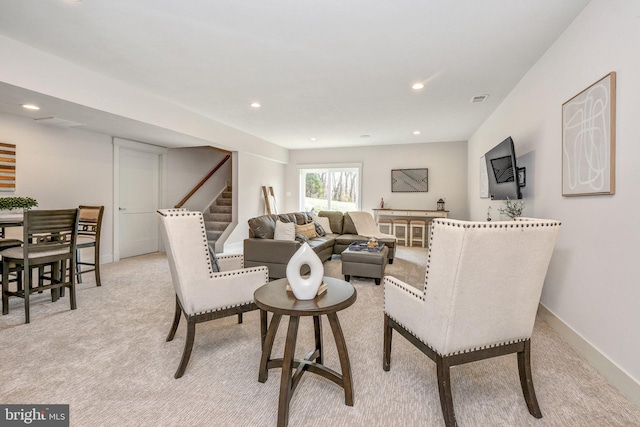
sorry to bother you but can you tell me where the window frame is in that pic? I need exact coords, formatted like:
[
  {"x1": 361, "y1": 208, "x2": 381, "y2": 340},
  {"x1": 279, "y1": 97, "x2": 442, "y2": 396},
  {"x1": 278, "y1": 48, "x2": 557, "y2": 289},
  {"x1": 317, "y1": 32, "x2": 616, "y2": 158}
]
[{"x1": 297, "y1": 163, "x2": 363, "y2": 212}]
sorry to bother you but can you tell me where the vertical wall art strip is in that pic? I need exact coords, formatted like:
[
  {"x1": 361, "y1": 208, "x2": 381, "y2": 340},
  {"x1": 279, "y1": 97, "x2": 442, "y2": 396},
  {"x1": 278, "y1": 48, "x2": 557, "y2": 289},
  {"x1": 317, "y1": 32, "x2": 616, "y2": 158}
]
[
  {"x1": 562, "y1": 72, "x2": 616, "y2": 196},
  {"x1": 0, "y1": 143, "x2": 16, "y2": 192}
]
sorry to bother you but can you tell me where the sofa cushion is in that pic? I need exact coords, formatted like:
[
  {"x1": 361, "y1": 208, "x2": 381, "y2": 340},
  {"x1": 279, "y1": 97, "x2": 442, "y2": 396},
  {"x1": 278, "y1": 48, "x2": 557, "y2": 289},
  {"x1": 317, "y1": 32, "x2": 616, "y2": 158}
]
[
  {"x1": 274, "y1": 220, "x2": 295, "y2": 241},
  {"x1": 295, "y1": 222, "x2": 317, "y2": 238},
  {"x1": 295, "y1": 232, "x2": 310, "y2": 243},
  {"x1": 342, "y1": 212, "x2": 358, "y2": 234},
  {"x1": 312, "y1": 216, "x2": 331, "y2": 236},
  {"x1": 307, "y1": 235, "x2": 335, "y2": 254},
  {"x1": 318, "y1": 211, "x2": 344, "y2": 234},
  {"x1": 277, "y1": 213, "x2": 300, "y2": 224},
  {"x1": 248, "y1": 214, "x2": 279, "y2": 239}
]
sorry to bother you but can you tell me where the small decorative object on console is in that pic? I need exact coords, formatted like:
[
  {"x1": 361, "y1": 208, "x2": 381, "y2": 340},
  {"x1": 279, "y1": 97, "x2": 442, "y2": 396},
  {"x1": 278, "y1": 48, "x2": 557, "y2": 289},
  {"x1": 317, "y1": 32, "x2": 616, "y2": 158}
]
[
  {"x1": 285, "y1": 242, "x2": 324, "y2": 300},
  {"x1": 498, "y1": 197, "x2": 524, "y2": 219},
  {"x1": 437, "y1": 199, "x2": 445, "y2": 211}
]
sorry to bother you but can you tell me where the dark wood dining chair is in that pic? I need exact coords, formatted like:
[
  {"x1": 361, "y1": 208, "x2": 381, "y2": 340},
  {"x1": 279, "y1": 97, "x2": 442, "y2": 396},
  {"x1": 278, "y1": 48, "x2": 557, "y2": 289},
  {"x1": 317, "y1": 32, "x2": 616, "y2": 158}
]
[
  {"x1": 0, "y1": 209, "x2": 79, "y2": 323},
  {"x1": 0, "y1": 224, "x2": 23, "y2": 250},
  {"x1": 76, "y1": 205, "x2": 104, "y2": 286}
]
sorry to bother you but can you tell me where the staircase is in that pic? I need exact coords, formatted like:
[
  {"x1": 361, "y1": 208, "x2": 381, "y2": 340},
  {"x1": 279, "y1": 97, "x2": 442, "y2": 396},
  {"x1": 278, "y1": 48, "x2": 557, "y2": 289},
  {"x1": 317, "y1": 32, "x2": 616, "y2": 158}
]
[{"x1": 203, "y1": 185, "x2": 233, "y2": 250}]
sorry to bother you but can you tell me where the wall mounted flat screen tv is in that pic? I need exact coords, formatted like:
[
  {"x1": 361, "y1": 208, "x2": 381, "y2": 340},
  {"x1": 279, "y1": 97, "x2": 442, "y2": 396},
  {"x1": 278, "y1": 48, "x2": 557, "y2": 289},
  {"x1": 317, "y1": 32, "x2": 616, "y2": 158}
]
[{"x1": 485, "y1": 136, "x2": 522, "y2": 200}]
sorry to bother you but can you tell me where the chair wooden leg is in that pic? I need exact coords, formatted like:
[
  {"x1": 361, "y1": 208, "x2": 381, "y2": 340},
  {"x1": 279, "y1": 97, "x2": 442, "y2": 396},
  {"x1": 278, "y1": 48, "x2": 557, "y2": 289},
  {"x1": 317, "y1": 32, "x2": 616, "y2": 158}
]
[
  {"x1": 518, "y1": 339, "x2": 543, "y2": 418},
  {"x1": 94, "y1": 245, "x2": 101, "y2": 286},
  {"x1": 383, "y1": 314, "x2": 393, "y2": 371},
  {"x1": 174, "y1": 316, "x2": 196, "y2": 379},
  {"x1": 436, "y1": 356, "x2": 457, "y2": 427},
  {"x1": 237, "y1": 313, "x2": 243, "y2": 324},
  {"x1": 166, "y1": 296, "x2": 181, "y2": 342},
  {"x1": 76, "y1": 249, "x2": 83, "y2": 284},
  {"x1": 2, "y1": 261, "x2": 9, "y2": 315},
  {"x1": 23, "y1": 265, "x2": 30, "y2": 324},
  {"x1": 68, "y1": 260, "x2": 77, "y2": 310}
]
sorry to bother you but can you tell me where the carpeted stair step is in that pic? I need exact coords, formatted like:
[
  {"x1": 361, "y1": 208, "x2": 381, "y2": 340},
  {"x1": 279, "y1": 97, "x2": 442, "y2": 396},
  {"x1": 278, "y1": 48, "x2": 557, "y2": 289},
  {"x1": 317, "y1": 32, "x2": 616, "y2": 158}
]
[
  {"x1": 203, "y1": 212, "x2": 232, "y2": 222},
  {"x1": 205, "y1": 221, "x2": 229, "y2": 231},
  {"x1": 216, "y1": 197, "x2": 232, "y2": 206},
  {"x1": 211, "y1": 205, "x2": 231, "y2": 214},
  {"x1": 207, "y1": 230, "x2": 223, "y2": 241}
]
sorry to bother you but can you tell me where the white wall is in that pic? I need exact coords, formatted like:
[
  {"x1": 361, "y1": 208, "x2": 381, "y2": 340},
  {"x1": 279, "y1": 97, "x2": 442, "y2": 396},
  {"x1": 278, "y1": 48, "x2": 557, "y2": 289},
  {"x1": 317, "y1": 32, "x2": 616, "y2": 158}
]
[
  {"x1": 224, "y1": 151, "x2": 285, "y2": 251},
  {"x1": 166, "y1": 147, "x2": 230, "y2": 210},
  {"x1": 467, "y1": 0, "x2": 640, "y2": 397},
  {"x1": 283, "y1": 141, "x2": 468, "y2": 219},
  {"x1": 0, "y1": 113, "x2": 114, "y2": 263}
]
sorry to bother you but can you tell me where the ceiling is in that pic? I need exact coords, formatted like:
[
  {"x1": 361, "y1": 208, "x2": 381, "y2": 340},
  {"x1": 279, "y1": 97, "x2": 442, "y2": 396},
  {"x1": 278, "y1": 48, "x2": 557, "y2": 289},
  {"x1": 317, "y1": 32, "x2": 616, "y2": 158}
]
[{"x1": 0, "y1": 0, "x2": 590, "y2": 150}]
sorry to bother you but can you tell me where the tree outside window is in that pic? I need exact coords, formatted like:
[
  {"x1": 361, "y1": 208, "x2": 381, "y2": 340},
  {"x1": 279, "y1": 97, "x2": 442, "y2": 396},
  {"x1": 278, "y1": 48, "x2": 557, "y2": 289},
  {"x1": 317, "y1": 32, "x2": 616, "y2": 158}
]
[{"x1": 299, "y1": 165, "x2": 361, "y2": 212}]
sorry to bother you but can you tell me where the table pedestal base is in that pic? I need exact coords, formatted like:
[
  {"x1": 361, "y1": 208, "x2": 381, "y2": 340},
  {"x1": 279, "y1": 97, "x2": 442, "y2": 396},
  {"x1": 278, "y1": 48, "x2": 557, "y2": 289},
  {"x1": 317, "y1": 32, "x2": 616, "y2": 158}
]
[{"x1": 258, "y1": 312, "x2": 353, "y2": 427}]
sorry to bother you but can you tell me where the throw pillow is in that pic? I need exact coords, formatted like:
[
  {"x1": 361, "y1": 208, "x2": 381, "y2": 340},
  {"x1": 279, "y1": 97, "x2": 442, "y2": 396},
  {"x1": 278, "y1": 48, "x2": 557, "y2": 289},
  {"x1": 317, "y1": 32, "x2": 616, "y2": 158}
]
[
  {"x1": 208, "y1": 244, "x2": 220, "y2": 273},
  {"x1": 295, "y1": 222, "x2": 317, "y2": 239},
  {"x1": 295, "y1": 232, "x2": 310, "y2": 243},
  {"x1": 313, "y1": 216, "x2": 332, "y2": 235},
  {"x1": 274, "y1": 220, "x2": 295, "y2": 241},
  {"x1": 313, "y1": 221, "x2": 326, "y2": 237}
]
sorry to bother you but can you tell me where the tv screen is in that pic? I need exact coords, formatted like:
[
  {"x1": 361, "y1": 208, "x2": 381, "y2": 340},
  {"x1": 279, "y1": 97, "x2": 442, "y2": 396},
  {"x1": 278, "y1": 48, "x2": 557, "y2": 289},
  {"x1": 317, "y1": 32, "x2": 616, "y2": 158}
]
[{"x1": 485, "y1": 136, "x2": 522, "y2": 200}]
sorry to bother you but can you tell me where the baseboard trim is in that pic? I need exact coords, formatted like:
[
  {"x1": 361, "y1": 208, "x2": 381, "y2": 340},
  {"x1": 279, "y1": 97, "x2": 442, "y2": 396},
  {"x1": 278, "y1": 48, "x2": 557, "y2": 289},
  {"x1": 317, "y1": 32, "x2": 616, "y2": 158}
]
[{"x1": 538, "y1": 304, "x2": 640, "y2": 408}]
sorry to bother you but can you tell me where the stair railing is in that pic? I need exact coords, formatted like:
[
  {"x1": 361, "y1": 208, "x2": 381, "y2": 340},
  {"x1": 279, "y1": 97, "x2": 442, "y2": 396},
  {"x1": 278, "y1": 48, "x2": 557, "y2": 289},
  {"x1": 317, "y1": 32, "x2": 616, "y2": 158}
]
[{"x1": 174, "y1": 154, "x2": 231, "y2": 208}]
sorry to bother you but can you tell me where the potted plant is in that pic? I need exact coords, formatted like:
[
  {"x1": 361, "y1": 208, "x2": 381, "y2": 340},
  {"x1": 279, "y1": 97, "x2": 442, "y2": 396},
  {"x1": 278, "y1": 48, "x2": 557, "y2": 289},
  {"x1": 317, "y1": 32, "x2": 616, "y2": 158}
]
[
  {"x1": 498, "y1": 197, "x2": 524, "y2": 219},
  {"x1": 0, "y1": 196, "x2": 38, "y2": 217}
]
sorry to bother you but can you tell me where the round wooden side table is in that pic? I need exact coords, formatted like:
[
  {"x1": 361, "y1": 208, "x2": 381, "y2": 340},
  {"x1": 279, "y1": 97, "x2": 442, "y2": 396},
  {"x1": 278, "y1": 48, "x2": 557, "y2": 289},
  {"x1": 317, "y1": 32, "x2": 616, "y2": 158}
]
[{"x1": 254, "y1": 276, "x2": 357, "y2": 427}]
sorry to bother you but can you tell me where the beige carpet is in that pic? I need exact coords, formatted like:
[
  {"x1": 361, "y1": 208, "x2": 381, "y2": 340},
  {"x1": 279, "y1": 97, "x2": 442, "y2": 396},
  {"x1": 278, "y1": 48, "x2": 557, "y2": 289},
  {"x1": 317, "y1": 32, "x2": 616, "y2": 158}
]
[{"x1": 1, "y1": 247, "x2": 639, "y2": 427}]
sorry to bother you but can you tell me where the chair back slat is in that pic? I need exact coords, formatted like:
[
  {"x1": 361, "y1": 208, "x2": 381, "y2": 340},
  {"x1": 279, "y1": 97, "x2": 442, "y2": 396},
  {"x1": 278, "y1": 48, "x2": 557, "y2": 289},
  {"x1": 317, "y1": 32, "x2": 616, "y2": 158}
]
[
  {"x1": 78, "y1": 205, "x2": 104, "y2": 237},
  {"x1": 23, "y1": 209, "x2": 79, "y2": 253}
]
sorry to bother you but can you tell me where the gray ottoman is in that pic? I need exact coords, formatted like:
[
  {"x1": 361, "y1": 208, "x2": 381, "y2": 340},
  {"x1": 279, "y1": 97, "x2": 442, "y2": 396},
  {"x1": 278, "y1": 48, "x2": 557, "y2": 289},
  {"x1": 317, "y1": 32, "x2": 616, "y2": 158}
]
[{"x1": 341, "y1": 245, "x2": 389, "y2": 285}]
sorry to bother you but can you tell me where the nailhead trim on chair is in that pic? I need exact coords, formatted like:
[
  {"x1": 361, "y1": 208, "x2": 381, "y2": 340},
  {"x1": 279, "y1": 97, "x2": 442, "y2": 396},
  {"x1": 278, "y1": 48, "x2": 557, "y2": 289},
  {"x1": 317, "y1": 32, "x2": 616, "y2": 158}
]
[
  {"x1": 157, "y1": 210, "x2": 218, "y2": 278},
  {"x1": 385, "y1": 312, "x2": 528, "y2": 357},
  {"x1": 195, "y1": 300, "x2": 253, "y2": 316},
  {"x1": 422, "y1": 219, "x2": 561, "y2": 296}
]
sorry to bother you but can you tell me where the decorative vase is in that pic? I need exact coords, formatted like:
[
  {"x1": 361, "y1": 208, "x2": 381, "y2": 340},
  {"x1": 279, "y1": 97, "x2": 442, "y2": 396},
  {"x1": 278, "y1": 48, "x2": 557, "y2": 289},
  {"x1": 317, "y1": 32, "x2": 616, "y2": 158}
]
[{"x1": 286, "y1": 242, "x2": 324, "y2": 300}]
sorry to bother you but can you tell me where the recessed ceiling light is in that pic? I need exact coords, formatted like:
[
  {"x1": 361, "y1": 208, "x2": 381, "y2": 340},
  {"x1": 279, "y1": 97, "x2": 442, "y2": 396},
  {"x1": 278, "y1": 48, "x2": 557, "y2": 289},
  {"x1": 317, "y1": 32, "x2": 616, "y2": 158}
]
[
  {"x1": 412, "y1": 83, "x2": 424, "y2": 90},
  {"x1": 413, "y1": 131, "x2": 421, "y2": 135},
  {"x1": 250, "y1": 102, "x2": 261, "y2": 108},
  {"x1": 22, "y1": 104, "x2": 40, "y2": 110},
  {"x1": 310, "y1": 138, "x2": 317, "y2": 141}
]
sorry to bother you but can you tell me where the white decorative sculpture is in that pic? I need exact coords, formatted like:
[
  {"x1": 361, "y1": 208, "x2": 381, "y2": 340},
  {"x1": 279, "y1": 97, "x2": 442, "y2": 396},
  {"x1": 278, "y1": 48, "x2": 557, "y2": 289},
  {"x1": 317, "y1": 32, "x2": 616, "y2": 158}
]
[{"x1": 286, "y1": 242, "x2": 324, "y2": 300}]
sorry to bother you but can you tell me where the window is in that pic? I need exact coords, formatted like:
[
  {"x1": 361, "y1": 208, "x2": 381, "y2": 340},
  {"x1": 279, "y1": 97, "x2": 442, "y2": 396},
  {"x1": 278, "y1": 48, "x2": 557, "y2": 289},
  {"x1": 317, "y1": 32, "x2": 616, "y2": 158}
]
[{"x1": 298, "y1": 164, "x2": 362, "y2": 213}]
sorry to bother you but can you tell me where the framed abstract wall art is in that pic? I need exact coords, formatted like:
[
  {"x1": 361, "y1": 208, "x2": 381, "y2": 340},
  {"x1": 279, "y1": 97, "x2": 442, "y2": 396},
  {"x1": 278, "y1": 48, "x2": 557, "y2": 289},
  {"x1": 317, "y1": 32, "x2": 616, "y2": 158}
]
[
  {"x1": 391, "y1": 168, "x2": 428, "y2": 192},
  {"x1": 562, "y1": 72, "x2": 616, "y2": 196}
]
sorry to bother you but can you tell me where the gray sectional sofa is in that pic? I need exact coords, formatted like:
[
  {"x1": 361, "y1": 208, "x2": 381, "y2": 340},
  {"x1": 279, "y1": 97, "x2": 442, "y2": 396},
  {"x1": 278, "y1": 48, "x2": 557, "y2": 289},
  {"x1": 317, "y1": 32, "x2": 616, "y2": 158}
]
[{"x1": 244, "y1": 210, "x2": 395, "y2": 279}]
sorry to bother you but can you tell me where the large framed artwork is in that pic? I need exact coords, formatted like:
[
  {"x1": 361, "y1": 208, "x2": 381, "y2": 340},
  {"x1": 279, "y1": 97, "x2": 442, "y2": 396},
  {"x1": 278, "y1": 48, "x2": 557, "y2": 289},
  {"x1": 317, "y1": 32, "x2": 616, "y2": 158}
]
[
  {"x1": 562, "y1": 72, "x2": 616, "y2": 196},
  {"x1": 391, "y1": 168, "x2": 428, "y2": 192}
]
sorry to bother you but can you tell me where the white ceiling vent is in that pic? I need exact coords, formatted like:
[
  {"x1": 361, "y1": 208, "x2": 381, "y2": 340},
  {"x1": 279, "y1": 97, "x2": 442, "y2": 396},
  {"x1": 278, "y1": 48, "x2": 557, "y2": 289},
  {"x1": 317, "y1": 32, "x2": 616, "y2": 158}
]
[
  {"x1": 470, "y1": 94, "x2": 489, "y2": 103},
  {"x1": 34, "y1": 117, "x2": 83, "y2": 127}
]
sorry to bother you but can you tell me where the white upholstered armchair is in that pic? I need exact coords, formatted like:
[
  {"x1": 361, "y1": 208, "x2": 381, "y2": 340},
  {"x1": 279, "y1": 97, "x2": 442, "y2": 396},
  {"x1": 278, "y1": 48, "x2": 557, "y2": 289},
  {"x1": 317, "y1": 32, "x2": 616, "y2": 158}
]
[
  {"x1": 158, "y1": 209, "x2": 269, "y2": 378},
  {"x1": 383, "y1": 218, "x2": 561, "y2": 427}
]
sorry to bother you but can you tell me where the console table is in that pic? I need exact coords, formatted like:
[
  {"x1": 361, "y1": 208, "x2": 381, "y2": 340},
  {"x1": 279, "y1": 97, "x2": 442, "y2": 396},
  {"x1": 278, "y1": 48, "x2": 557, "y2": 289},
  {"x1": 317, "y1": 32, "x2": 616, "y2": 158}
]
[{"x1": 372, "y1": 208, "x2": 449, "y2": 223}]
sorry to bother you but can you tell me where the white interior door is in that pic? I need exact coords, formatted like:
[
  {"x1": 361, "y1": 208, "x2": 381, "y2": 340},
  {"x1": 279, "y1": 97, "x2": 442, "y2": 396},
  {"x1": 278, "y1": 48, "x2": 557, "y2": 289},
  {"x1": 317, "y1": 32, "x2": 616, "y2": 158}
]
[{"x1": 118, "y1": 147, "x2": 160, "y2": 258}]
